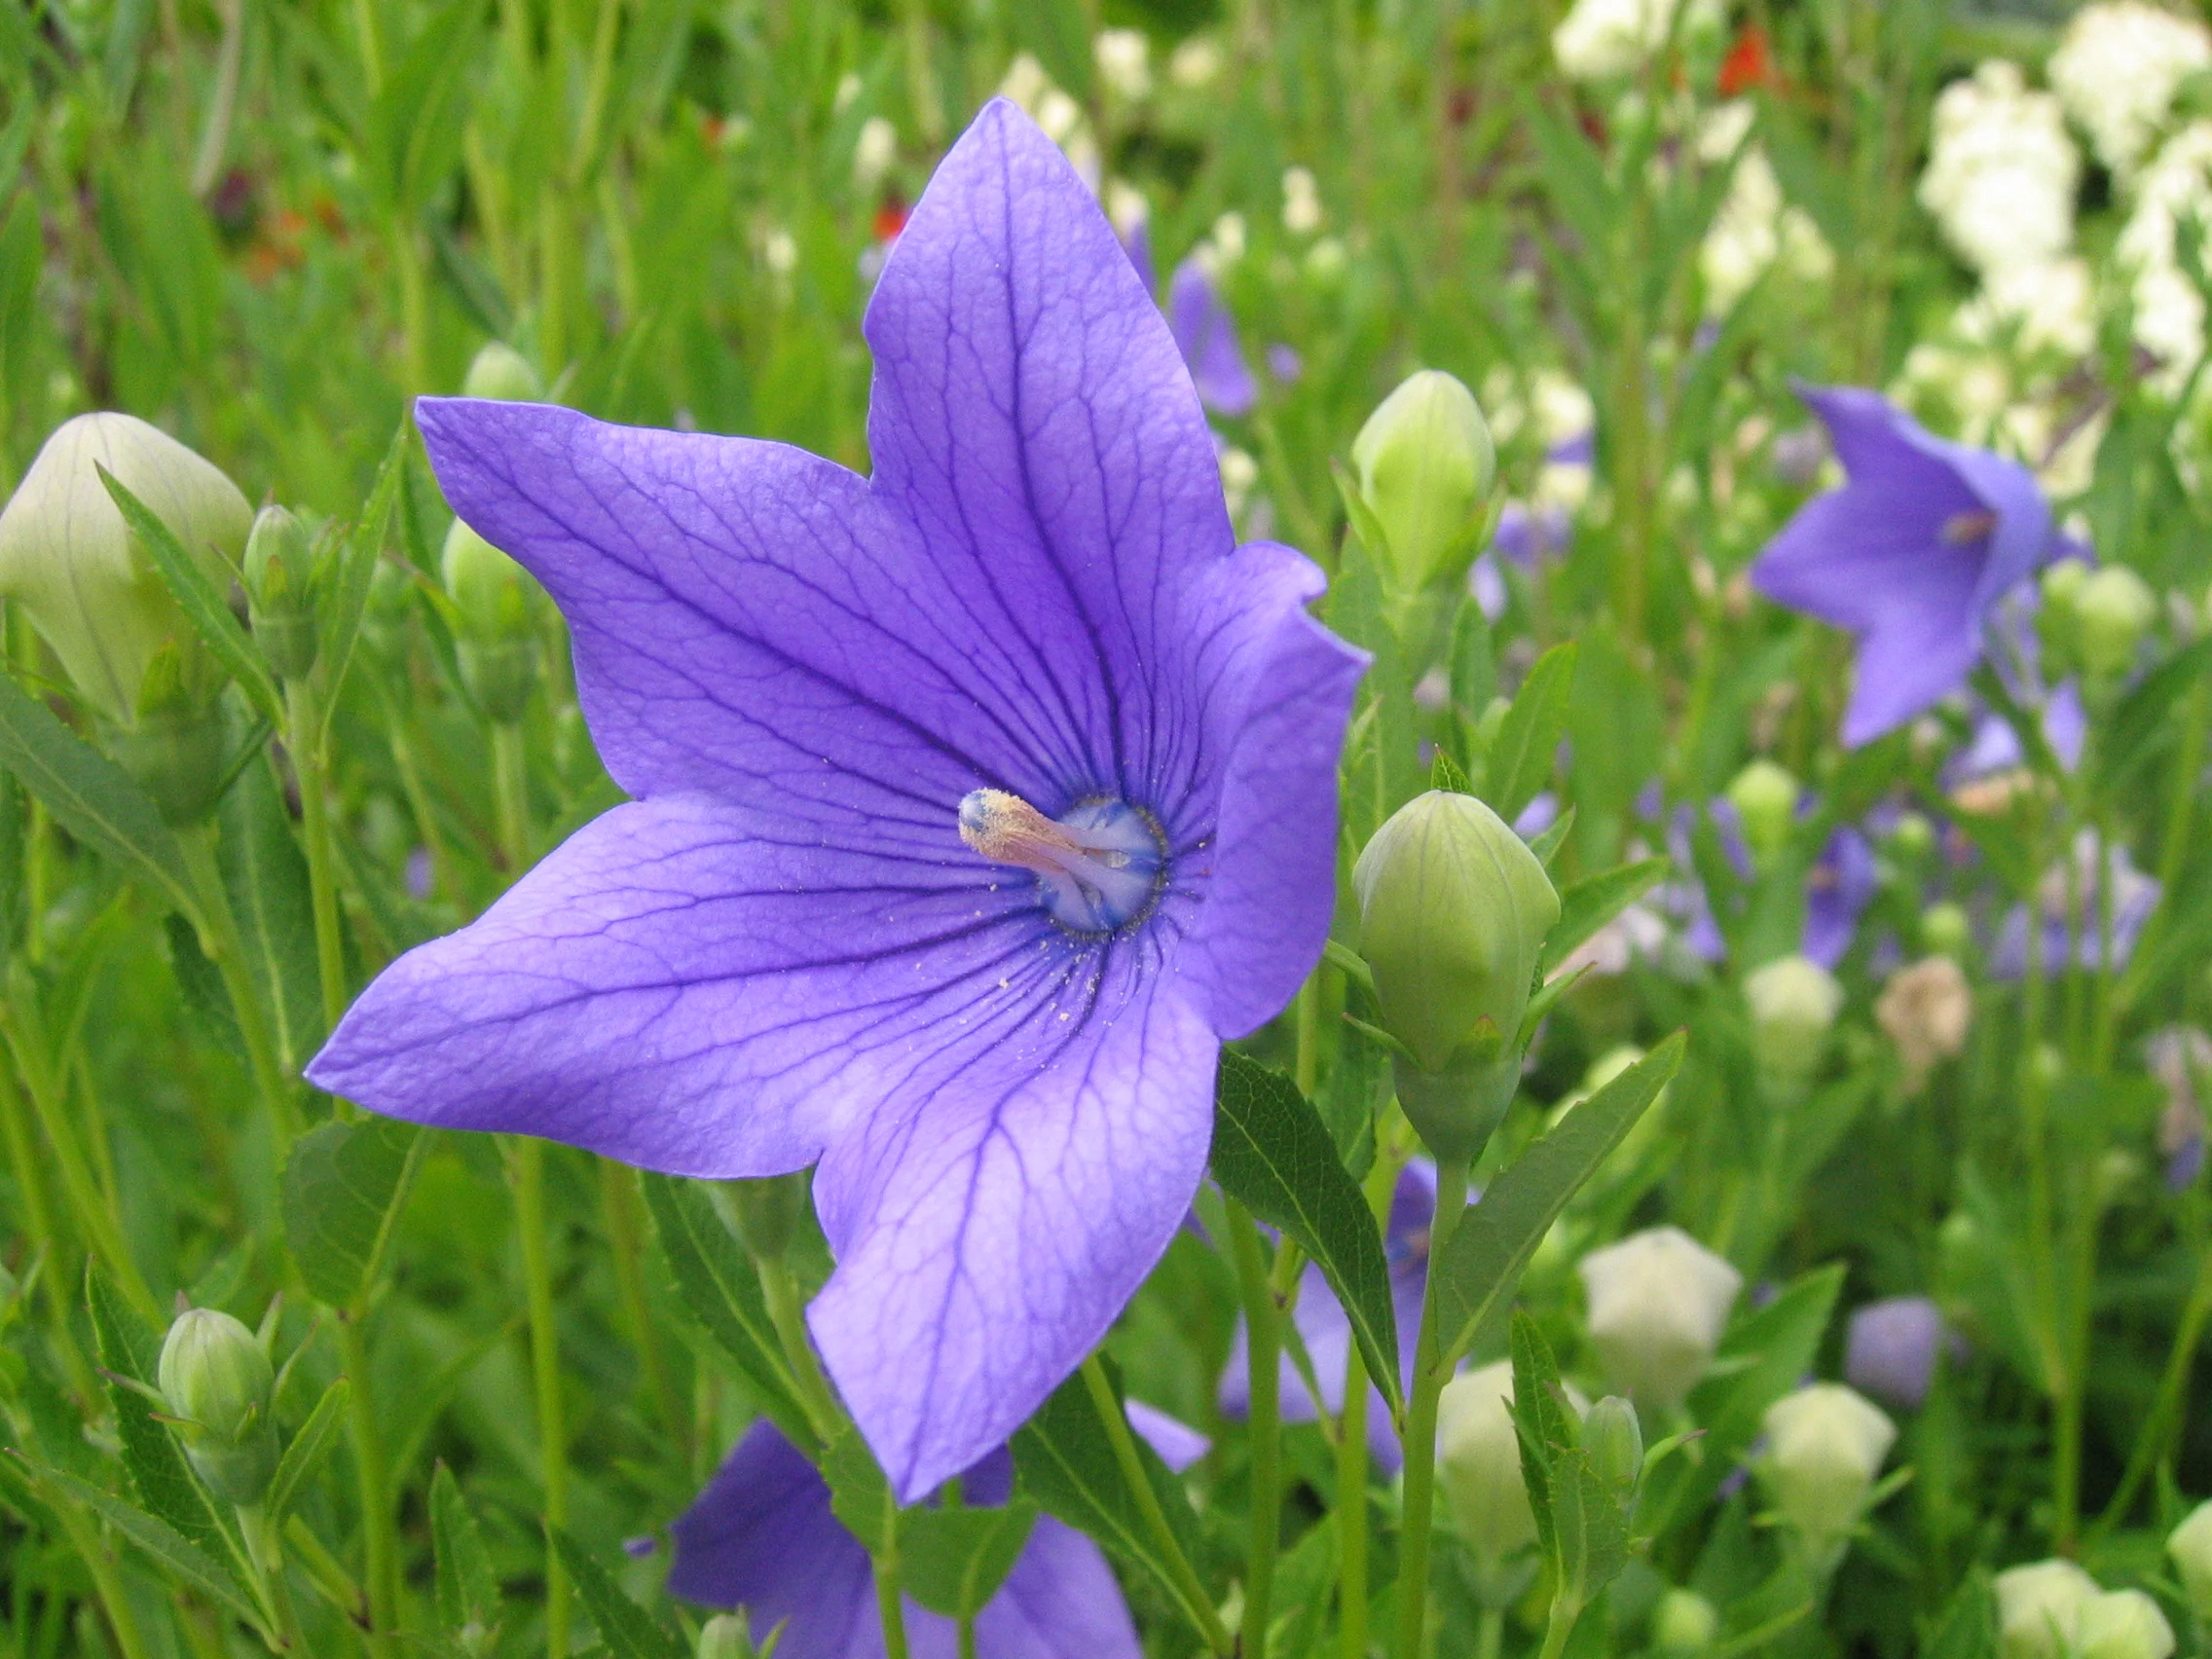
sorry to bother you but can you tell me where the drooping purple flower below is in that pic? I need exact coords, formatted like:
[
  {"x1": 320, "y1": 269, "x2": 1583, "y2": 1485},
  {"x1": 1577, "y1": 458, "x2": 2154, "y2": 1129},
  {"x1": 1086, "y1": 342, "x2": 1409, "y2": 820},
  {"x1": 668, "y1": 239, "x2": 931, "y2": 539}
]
[
  {"x1": 1991, "y1": 830, "x2": 2159, "y2": 979},
  {"x1": 1168, "y1": 257, "x2": 1258, "y2": 418},
  {"x1": 1844, "y1": 1296, "x2": 1959, "y2": 1411},
  {"x1": 1802, "y1": 826, "x2": 1876, "y2": 969},
  {"x1": 668, "y1": 1415, "x2": 1197, "y2": 1659},
  {"x1": 1751, "y1": 385, "x2": 2056, "y2": 748},
  {"x1": 308, "y1": 100, "x2": 1365, "y2": 1501},
  {"x1": 1218, "y1": 1161, "x2": 1441, "y2": 1472}
]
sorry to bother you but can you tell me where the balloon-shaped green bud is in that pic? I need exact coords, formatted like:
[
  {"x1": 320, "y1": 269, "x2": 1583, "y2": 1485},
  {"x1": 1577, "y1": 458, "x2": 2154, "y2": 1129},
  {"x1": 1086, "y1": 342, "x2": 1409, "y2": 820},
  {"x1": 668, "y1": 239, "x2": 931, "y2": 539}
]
[
  {"x1": 1921, "y1": 901, "x2": 1972, "y2": 961},
  {"x1": 1758, "y1": 1382, "x2": 1895, "y2": 1557},
  {"x1": 2076, "y1": 566, "x2": 2157, "y2": 681},
  {"x1": 462, "y1": 341, "x2": 547, "y2": 403},
  {"x1": 243, "y1": 505, "x2": 319, "y2": 680},
  {"x1": 0, "y1": 413, "x2": 250, "y2": 726},
  {"x1": 1350, "y1": 370, "x2": 1495, "y2": 593},
  {"x1": 697, "y1": 1614, "x2": 756, "y2": 1659},
  {"x1": 1353, "y1": 790, "x2": 1558, "y2": 1161},
  {"x1": 2168, "y1": 1501, "x2": 2212, "y2": 1626},
  {"x1": 442, "y1": 518, "x2": 541, "y2": 722},
  {"x1": 1725, "y1": 758, "x2": 1799, "y2": 863},
  {"x1": 1743, "y1": 954, "x2": 1842, "y2": 1103},
  {"x1": 2076, "y1": 1591, "x2": 2176, "y2": 1659},
  {"x1": 158, "y1": 1307, "x2": 276, "y2": 1505},
  {"x1": 711, "y1": 1172, "x2": 809, "y2": 1262},
  {"x1": 1650, "y1": 1588, "x2": 1720, "y2": 1657},
  {"x1": 1582, "y1": 1394, "x2": 1643, "y2": 1492},
  {"x1": 1996, "y1": 1561, "x2": 2101, "y2": 1659}
]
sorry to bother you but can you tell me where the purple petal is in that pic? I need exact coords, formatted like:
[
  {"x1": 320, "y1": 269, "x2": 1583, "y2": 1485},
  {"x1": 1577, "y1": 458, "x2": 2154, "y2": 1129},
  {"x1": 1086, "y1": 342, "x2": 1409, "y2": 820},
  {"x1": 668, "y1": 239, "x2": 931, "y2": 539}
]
[
  {"x1": 1802, "y1": 826, "x2": 1875, "y2": 968},
  {"x1": 1469, "y1": 552, "x2": 1507, "y2": 621},
  {"x1": 1124, "y1": 1400, "x2": 1210, "y2": 1472},
  {"x1": 1844, "y1": 1297, "x2": 1954, "y2": 1411},
  {"x1": 1120, "y1": 220, "x2": 1157, "y2": 299},
  {"x1": 1167, "y1": 257, "x2": 1257, "y2": 417},
  {"x1": 808, "y1": 987, "x2": 1218, "y2": 1499}
]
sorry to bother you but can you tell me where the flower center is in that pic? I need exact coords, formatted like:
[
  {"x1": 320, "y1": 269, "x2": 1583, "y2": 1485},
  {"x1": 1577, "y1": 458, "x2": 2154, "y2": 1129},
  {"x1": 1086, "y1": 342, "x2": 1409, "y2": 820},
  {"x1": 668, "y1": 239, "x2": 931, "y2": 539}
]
[
  {"x1": 1941, "y1": 509, "x2": 1997, "y2": 546},
  {"x1": 958, "y1": 788, "x2": 1166, "y2": 934}
]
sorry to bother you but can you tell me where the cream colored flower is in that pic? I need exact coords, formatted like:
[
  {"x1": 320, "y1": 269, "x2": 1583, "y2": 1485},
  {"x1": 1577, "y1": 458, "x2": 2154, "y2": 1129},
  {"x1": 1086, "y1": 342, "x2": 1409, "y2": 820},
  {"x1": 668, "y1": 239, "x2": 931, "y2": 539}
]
[
  {"x1": 1579, "y1": 1226, "x2": 1742, "y2": 1410},
  {"x1": 1875, "y1": 956, "x2": 1972, "y2": 1092}
]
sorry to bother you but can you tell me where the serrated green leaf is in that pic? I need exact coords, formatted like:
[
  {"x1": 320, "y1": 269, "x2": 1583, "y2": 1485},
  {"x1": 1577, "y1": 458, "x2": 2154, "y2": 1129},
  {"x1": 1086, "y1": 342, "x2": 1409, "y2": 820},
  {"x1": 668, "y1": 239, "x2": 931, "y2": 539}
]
[
  {"x1": 219, "y1": 756, "x2": 322, "y2": 1075},
  {"x1": 96, "y1": 466, "x2": 282, "y2": 724},
  {"x1": 1433, "y1": 1033, "x2": 1684, "y2": 1365},
  {"x1": 164, "y1": 910, "x2": 244, "y2": 1059},
  {"x1": 1486, "y1": 643, "x2": 1577, "y2": 822},
  {"x1": 0, "y1": 669, "x2": 197, "y2": 917},
  {"x1": 1210, "y1": 1051, "x2": 1402, "y2": 1419},
  {"x1": 639, "y1": 1173, "x2": 816, "y2": 1451},
  {"x1": 319, "y1": 424, "x2": 410, "y2": 733},
  {"x1": 432, "y1": 1462, "x2": 501, "y2": 1641},
  {"x1": 1430, "y1": 750, "x2": 1474, "y2": 795},
  {"x1": 28, "y1": 1457, "x2": 263, "y2": 1625},
  {"x1": 266, "y1": 1376, "x2": 350, "y2": 1523},
  {"x1": 900, "y1": 1498, "x2": 1038, "y2": 1619},
  {"x1": 1528, "y1": 804, "x2": 1578, "y2": 869},
  {"x1": 87, "y1": 1265, "x2": 231, "y2": 1561},
  {"x1": 280, "y1": 1116, "x2": 424, "y2": 1309},
  {"x1": 550, "y1": 1530, "x2": 688, "y2": 1659},
  {"x1": 822, "y1": 1425, "x2": 895, "y2": 1555},
  {"x1": 1539, "y1": 857, "x2": 1668, "y2": 978}
]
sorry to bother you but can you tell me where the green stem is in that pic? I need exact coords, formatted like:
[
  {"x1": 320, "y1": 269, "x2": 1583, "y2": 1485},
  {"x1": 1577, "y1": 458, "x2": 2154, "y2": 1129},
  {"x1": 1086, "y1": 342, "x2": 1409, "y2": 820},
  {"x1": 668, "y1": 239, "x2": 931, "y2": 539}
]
[
  {"x1": 509, "y1": 1137, "x2": 570, "y2": 1659},
  {"x1": 238, "y1": 1502, "x2": 308, "y2": 1653},
  {"x1": 757, "y1": 1253, "x2": 842, "y2": 1447},
  {"x1": 875, "y1": 1549, "x2": 912, "y2": 1659},
  {"x1": 1227, "y1": 1199, "x2": 1283, "y2": 1659},
  {"x1": 1079, "y1": 1354, "x2": 1234, "y2": 1656},
  {"x1": 1476, "y1": 1606, "x2": 1503, "y2": 1659},
  {"x1": 286, "y1": 678, "x2": 349, "y2": 1035},
  {"x1": 601, "y1": 1161, "x2": 685, "y2": 1453},
  {"x1": 1337, "y1": 1346, "x2": 1370, "y2": 1659},
  {"x1": 351, "y1": 0, "x2": 384, "y2": 91},
  {"x1": 179, "y1": 828, "x2": 301, "y2": 1146},
  {"x1": 1392, "y1": 1159, "x2": 1470, "y2": 1659},
  {"x1": 491, "y1": 721, "x2": 532, "y2": 873},
  {"x1": 336, "y1": 1313, "x2": 399, "y2": 1659},
  {"x1": 2092, "y1": 1236, "x2": 2212, "y2": 1537},
  {"x1": 55, "y1": 1501, "x2": 155, "y2": 1659},
  {"x1": 1534, "y1": 1592, "x2": 1583, "y2": 1659}
]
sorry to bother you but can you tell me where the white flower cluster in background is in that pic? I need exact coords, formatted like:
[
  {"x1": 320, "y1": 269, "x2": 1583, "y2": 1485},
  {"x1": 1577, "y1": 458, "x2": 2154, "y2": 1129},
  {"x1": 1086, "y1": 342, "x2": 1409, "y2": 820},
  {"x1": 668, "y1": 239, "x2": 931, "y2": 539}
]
[
  {"x1": 1696, "y1": 102, "x2": 1833, "y2": 314},
  {"x1": 2049, "y1": 1, "x2": 2212, "y2": 181},
  {"x1": 1918, "y1": 61, "x2": 2081, "y2": 278},
  {"x1": 2120, "y1": 122, "x2": 2212, "y2": 390},
  {"x1": 1094, "y1": 29, "x2": 1152, "y2": 103},
  {"x1": 1552, "y1": 0, "x2": 1721, "y2": 83}
]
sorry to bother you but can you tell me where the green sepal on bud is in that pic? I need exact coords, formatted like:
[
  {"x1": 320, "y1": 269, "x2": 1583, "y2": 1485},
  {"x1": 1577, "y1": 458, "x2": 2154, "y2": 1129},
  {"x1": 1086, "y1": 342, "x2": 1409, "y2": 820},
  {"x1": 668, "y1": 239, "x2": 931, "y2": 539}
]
[
  {"x1": 461, "y1": 341, "x2": 548, "y2": 403},
  {"x1": 1353, "y1": 790, "x2": 1558, "y2": 1162},
  {"x1": 1649, "y1": 1588, "x2": 1720, "y2": 1657},
  {"x1": 2075, "y1": 566, "x2": 2157, "y2": 682},
  {"x1": 1349, "y1": 369, "x2": 1495, "y2": 593},
  {"x1": 158, "y1": 1306, "x2": 277, "y2": 1505},
  {"x1": 1724, "y1": 758, "x2": 1798, "y2": 864},
  {"x1": 0, "y1": 412, "x2": 250, "y2": 727},
  {"x1": 242, "y1": 504, "x2": 320, "y2": 681},
  {"x1": 441, "y1": 518, "x2": 541, "y2": 722},
  {"x1": 1581, "y1": 1394, "x2": 1642, "y2": 1492}
]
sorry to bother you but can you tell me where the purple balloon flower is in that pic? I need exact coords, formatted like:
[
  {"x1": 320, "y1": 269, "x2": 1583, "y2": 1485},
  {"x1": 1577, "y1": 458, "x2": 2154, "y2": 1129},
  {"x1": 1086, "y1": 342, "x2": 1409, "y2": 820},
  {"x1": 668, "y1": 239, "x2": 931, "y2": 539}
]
[
  {"x1": 1168, "y1": 256, "x2": 1258, "y2": 417},
  {"x1": 669, "y1": 1419, "x2": 1170, "y2": 1659},
  {"x1": 1844, "y1": 1296, "x2": 1958, "y2": 1411},
  {"x1": 308, "y1": 101, "x2": 1364, "y2": 1500},
  {"x1": 1991, "y1": 830, "x2": 2160, "y2": 978},
  {"x1": 1802, "y1": 826, "x2": 1876, "y2": 969},
  {"x1": 1751, "y1": 386, "x2": 2054, "y2": 748},
  {"x1": 1219, "y1": 1162, "x2": 1442, "y2": 1472}
]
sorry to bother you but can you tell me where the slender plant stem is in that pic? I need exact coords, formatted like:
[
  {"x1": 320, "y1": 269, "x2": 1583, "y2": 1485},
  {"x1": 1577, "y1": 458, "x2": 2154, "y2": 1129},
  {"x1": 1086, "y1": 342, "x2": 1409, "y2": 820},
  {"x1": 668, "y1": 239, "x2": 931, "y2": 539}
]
[
  {"x1": 180, "y1": 828, "x2": 301, "y2": 1146},
  {"x1": 286, "y1": 678, "x2": 349, "y2": 1035},
  {"x1": 756, "y1": 1252, "x2": 841, "y2": 1446},
  {"x1": 351, "y1": 0, "x2": 384, "y2": 91},
  {"x1": 1337, "y1": 1346, "x2": 1370, "y2": 1659},
  {"x1": 1476, "y1": 1606, "x2": 1503, "y2": 1659},
  {"x1": 1393, "y1": 1158, "x2": 1470, "y2": 1659},
  {"x1": 54, "y1": 1501, "x2": 153, "y2": 1659},
  {"x1": 1534, "y1": 1592, "x2": 1582, "y2": 1659},
  {"x1": 336, "y1": 1312, "x2": 399, "y2": 1659},
  {"x1": 1078, "y1": 1354, "x2": 1234, "y2": 1657},
  {"x1": 600, "y1": 1161, "x2": 684, "y2": 1452},
  {"x1": 507, "y1": 1136, "x2": 570, "y2": 1658},
  {"x1": 491, "y1": 722, "x2": 532, "y2": 874},
  {"x1": 238, "y1": 1502, "x2": 308, "y2": 1654},
  {"x1": 874, "y1": 1550, "x2": 913, "y2": 1659},
  {"x1": 2092, "y1": 1234, "x2": 2212, "y2": 1536},
  {"x1": 1227, "y1": 1198, "x2": 1284, "y2": 1659}
]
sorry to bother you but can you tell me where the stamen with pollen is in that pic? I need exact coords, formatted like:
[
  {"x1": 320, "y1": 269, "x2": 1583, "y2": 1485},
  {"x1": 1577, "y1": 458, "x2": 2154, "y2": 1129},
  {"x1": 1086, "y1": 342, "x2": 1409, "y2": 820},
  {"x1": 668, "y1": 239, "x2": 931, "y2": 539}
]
[
  {"x1": 959, "y1": 788, "x2": 1165, "y2": 933},
  {"x1": 1941, "y1": 509, "x2": 1997, "y2": 546}
]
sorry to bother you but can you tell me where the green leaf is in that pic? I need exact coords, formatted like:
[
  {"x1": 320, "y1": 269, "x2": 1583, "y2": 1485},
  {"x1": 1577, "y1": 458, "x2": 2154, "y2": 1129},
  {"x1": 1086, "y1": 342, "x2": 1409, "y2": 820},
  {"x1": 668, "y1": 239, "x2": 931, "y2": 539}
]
[
  {"x1": 1432, "y1": 1033, "x2": 1684, "y2": 1365},
  {"x1": 822, "y1": 1425, "x2": 895, "y2": 1555},
  {"x1": 1485, "y1": 643, "x2": 1577, "y2": 822},
  {"x1": 27, "y1": 1458, "x2": 263, "y2": 1624},
  {"x1": 87, "y1": 1265, "x2": 231, "y2": 1562},
  {"x1": 1508, "y1": 1310, "x2": 1571, "y2": 1565},
  {"x1": 163, "y1": 911, "x2": 244, "y2": 1060},
  {"x1": 639, "y1": 1174, "x2": 816, "y2": 1451},
  {"x1": 319, "y1": 424, "x2": 410, "y2": 732},
  {"x1": 266, "y1": 1377, "x2": 350, "y2": 1523},
  {"x1": 219, "y1": 756, "x2": 323, "y2": 1075},
  {"x1": 2097, "y1": 636, "x2": 2212, "y2": 790},
  {"x1": 1010, "y1": 1362, "x2": 1206, "y2": 1629},
  {"x1": 900, "y1": 1498, "x2": 1039, "y2": 1619},
  {"x1": 1430, "y1": 750, "x2": 1474, "y2": 795},
  {"x1": 1007, "y1": 0, "x2": 1094, "y2": 99},
  {"x1": 1210, "y1": 1050, "x2": 1403, "y2": 1419},
  {"x1": 550, "y1": 1530, "x2": 688, "y2": 1659},
  {"x1": 280, "y1": 1116, "x2": 425, "y2": 1309},
  {"x1": 1528, "y1": 804, "x2": 1578, "y2": 869},
  {"x1": 0, "y1": 669, "x2": 197, "y2": 917},
  {"x1": 96, "y1": 466, "x2": 282, "y2": 724},
  {"x1": 1539, "y1": 858, "x2": 1669, "y2": 978},
  {"x1": 431, "y1": 1462, "x2": 501, "y2": 1641},
  {"x1": 1449, "y1": 593, "x2": 1497, "y2": 720}
]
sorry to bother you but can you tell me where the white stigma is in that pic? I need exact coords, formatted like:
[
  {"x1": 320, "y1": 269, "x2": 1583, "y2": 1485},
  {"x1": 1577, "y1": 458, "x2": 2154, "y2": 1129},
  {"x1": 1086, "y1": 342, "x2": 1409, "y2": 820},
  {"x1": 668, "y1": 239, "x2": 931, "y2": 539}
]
[{"x1": 958, "y1": 789, "x2": 1164, "y2": 934}]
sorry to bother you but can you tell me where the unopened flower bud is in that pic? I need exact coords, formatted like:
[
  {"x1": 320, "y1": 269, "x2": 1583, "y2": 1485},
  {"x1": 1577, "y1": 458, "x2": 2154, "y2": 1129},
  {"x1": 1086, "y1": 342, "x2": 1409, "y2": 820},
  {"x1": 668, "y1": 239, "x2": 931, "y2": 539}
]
[
  {"x1": 1996, "y1": 1560, "x2": 2101, "y2": 1659},
  {"x1": 242, "y1": 505, "x2": 319, "y2": 680},
  {"x1": 158, "y1": 1307, "x2": 276, "y2": 1505},
  {"x1": 2077, "y1": 1591, "x2": 2175, "y2": 1659},
  {"x1": 2076, "y1": 566, "x2": 2157, "y2": 681},
  {"x1": 1582, "y1": 1394, "x2": 1642, "y2": 1490},
  {"x1": 105, "y1": 640, "x2": 233, "y2": 824},
  {"x1": 1844, "y1": 1296, "x2": 1953, "y2": 1410},
  {"x1": 461, "y1": 341, "x2": 546, "y2": 403},
  {"x1": 0, "y1": 413, "x2": 250, "y2": 727},
  {"x1": 442, "y1": 518, "x2": 540, "y2": 722},
  {"x1": 1436, "y1": 1359, "x2": 1585, "y2": 1578},
  {"x1": 1352, "y1": 791, "x2": 1559, "y2": 1161},
  {"x1": 697, "y1": 1614, "x2": 755, "y2": 1659},
  {"x1": 1350, "y1": 370, "x2": 1495, "y2": 592},
  {"x1": 1578, "y1": 1226, "x2": 1742, "y2": 1412},
  {"x1": 1744, "y1": 954, "x2": 1843, "y2": 1101},
  {"x1": 1650, "y1": 1588, "x2": 1720, "y2": 1657},
  {"x1": 2166, "y1": 1500, "x2": 2212, "y2": 1624},
  {"x1": 2042, "y1": 557, "x2": 2089, "y2": 616},
  {"x1": 1922, "y1": 901, "x2": 1972, "y2": 961},
  {"x1": 1758, "y1": 1382, "x2": 1895, "y2": 1552},
  {"x1": 1886, "y1": 811, "x2": 1936, "y2": 863},
  {"x1": 1875, "y1": 956, "x2": 1972, "y2": 1094},
  {"x1": 1725, "y1": 759, "x2": 1798, "y2": 863},
  {"x1": 711, "y1": 1171, "x2": 808, "y2": 1261}
]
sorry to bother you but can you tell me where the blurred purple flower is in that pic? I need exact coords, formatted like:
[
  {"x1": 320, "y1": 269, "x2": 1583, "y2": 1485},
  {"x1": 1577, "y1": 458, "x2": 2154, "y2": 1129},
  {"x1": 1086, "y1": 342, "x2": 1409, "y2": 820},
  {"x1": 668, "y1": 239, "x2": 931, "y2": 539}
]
[
  {"x1": 404, "y1": 846, "x2": 433, "y2": 901},
  {"x1": 1661, "y1": 799, "x2": 1874, "y2": 967},
  {"x1": 1844, "y1": 1296, "x2": 1957, "y2": 1411},
  {"x1": 1803, "y1": 826, "x2": 1876, "y2": 969},
  {"x1": 310, "y1": 101, "x2": 1364, "y2": 1500},
  {"x1": 1219, "y1": 1162, "x2": 1442, "y2": 1472},
  {"x1": 1514, "y1": 792, "x2": 1561, "y2": 841},
  {"x1": 1991, "y1": 830, "x2": 2159, "y2": 978},
  {"x1": 1470, "y1": 553, "x2": 1508, "y2": 622},
  {"x1": 1168, "y1": 257, "x2": 1258, "y2": 417},
  {"x1": 670, "y1": 1418, "x2": 1177, "y2": 1659},
  {"x1": 1267, "y1": 343, "x2": 1304, "y2": 386},
  {"x1": 1491, "y1": 500, "x2": 1573, "y2": 569},
  {"x1": 1751, "y1": 386, "x2": 2054, "y2": 748}
]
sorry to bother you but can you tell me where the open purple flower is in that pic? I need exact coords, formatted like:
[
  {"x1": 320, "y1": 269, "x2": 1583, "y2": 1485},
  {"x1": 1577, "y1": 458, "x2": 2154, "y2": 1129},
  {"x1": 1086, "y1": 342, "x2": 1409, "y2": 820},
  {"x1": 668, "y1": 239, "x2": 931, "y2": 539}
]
[
  {"x1": 1168, "y1": 257, "x2": 1258, "y2": 417},
  {"x1": 1803, "y1": 826, "x2": 1876, "y2": 969},
  {"x1": 308, "y1": 101, "x2": 1364, "y2": 1500},
  {"x1": 669, "y1": 1416, "x2": 1193, "y2": 1659},
  {"x1": 1219, "y1": 1162, "x2": 1440, "y2": 1471},
  {"x1": 1751, "y1": 386, "x2": 2054, "y2": 748},
  {"x1": 1991, "y1": 830, "x2": 2159, "y2": 978}
]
